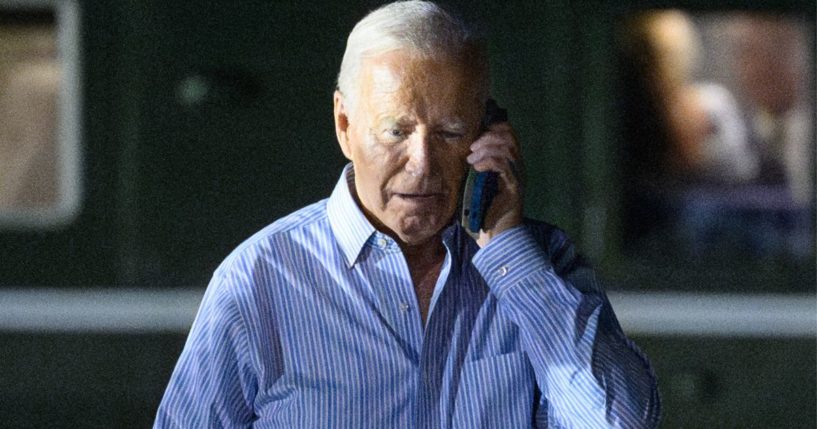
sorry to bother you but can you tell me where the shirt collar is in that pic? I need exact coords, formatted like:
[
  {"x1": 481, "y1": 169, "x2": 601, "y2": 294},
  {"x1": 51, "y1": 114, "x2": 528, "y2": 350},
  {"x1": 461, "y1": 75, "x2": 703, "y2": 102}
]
[{"x1": 327, "y1": 164, "x2": 376, "y2": 267}]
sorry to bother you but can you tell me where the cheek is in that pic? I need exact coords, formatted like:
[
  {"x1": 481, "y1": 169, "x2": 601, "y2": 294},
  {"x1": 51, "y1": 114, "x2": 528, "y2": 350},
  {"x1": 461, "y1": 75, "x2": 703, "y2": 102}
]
[
  {"x1": 442, "y1": 145, "x2": 470, "y2": 176},
  {"x1": 358, "y1": 136, "x2": 390, "y2": 164},
  {"x1": 367, "y1": 135, "x2": 412, "y2": 173},
  {"x1": 352, "y1": 137, "x2": 405, "y2": 205}
]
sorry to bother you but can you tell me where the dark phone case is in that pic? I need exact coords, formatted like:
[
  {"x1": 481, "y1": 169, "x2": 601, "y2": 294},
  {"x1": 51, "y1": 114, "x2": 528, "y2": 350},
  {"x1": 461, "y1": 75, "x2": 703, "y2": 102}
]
[{"x1": 461, "y1": 100, "x2": 507, "y2": 235}]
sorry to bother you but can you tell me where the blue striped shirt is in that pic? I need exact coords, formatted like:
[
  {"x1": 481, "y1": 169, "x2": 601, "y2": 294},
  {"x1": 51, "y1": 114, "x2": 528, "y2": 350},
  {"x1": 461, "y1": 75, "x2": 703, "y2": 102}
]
[{"x1": 155, "y1": 165, "x2": 660, "y2": 428}]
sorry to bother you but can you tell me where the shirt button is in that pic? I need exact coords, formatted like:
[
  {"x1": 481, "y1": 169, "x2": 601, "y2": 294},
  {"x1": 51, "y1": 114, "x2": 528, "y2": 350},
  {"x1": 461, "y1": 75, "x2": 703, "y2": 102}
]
[
  {"x1": 399, "y1": 303, "x2": 410, "y2": 312},
  {"x1": 498, "y1": 265, "x2": 509, "y2": 276},
  {"x1": 377, "y1": 238, "x2": 388, "y2": 247}
]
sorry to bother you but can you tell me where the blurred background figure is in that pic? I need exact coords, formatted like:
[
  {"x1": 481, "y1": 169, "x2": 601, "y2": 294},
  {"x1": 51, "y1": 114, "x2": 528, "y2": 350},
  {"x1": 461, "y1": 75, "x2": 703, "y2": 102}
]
[
  {"x1": 729, "y1": 13, "x2": 813, "y2": 205},
  {"x1": 621, "y1": 10, "x2": 754, "y2": 189},
  {"x1": 619, "y1": 10, "x2": 814, "y2": 261}
]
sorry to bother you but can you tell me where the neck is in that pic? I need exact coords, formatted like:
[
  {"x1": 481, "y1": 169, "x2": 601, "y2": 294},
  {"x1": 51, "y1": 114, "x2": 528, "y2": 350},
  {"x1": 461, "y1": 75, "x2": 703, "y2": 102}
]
[
  {"x1": 398, "y1": 234, "x2": 446, "y2": 326},
  {"x1": 399, "y1": 234, "x2": 446, "y2": 269}
]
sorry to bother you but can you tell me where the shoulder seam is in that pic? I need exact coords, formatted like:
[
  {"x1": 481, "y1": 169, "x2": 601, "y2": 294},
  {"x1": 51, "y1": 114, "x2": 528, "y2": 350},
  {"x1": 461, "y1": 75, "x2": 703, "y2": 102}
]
[{"x1": 217, "y1": 200, "x2": 329, "y2": 274}]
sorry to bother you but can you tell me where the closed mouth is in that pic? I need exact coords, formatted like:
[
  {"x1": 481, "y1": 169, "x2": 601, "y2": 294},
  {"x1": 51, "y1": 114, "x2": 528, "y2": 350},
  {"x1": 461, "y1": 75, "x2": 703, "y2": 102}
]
[{"x1": 395, "y1": 193, "x2": 442, "y2": 199}]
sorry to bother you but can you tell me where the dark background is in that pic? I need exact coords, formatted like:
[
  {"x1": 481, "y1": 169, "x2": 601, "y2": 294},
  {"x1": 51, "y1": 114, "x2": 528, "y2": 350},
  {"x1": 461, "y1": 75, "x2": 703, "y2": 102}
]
[{"x1": 0, "y1": 1, "x2": 813, "y2": 427}]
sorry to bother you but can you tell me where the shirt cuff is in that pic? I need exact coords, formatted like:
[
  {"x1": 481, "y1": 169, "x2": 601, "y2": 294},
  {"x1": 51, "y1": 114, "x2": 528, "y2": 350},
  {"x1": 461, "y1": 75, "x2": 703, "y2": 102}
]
[{"x1": 472, "y1": 225, "x2": 551, "y2": 298}]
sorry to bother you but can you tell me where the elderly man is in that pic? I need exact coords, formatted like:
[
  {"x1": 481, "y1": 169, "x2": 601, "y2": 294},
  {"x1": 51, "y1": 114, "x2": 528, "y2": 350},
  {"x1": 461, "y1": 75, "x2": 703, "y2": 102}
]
[{"x1": 155, "y1": 1, "x2": 660, "y2": 427}]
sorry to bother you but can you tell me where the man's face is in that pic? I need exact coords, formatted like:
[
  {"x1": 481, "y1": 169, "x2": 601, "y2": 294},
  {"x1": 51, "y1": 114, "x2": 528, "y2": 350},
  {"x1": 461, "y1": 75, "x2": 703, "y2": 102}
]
[{"x1": 334, "y1": 51, "x2": 483, "y2": 246}]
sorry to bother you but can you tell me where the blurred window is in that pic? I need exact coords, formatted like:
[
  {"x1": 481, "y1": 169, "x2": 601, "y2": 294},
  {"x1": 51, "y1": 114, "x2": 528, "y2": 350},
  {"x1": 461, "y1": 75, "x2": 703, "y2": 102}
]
[
  {"x1": 616, "y1": 10, "x2": 814, "y2": 291},
  {"x1": 0, "y1": 2, "x2": 80, "y2": 229}
]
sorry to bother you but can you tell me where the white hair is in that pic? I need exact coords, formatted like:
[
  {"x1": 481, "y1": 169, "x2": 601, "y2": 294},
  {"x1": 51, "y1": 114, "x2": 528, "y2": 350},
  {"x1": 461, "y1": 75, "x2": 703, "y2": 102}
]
[{"x1": 336, "y1": 0, "x2": 488, "y2": 110}]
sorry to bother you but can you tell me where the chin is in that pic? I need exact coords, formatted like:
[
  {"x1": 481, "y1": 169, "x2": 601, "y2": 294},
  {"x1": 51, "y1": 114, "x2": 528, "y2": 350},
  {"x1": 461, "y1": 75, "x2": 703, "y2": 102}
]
[
  {"x1": 393, "y1": 217, "x2": 447, "y2": 245},
  {"x1": 398, "y1": 232, "x2": 435, "y2": 246}
]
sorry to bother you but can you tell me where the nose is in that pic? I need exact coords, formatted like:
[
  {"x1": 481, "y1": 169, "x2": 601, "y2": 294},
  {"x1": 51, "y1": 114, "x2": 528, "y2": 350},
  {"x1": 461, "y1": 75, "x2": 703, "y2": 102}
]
[{"x1": 404, "y1": 130, "x2": 434, "y2": 177}]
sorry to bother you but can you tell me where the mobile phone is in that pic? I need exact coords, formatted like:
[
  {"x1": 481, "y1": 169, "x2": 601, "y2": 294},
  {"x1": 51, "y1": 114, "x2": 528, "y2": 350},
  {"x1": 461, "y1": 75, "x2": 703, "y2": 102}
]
[{"x1": 461, "y1": 99, "x2": 507, "y2": 236}]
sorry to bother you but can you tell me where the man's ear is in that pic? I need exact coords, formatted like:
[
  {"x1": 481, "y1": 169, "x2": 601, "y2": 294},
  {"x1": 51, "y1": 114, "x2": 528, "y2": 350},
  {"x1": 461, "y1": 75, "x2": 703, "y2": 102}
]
[{"x1": 333, "y1": 90, "x2": 352, "y2": 160}]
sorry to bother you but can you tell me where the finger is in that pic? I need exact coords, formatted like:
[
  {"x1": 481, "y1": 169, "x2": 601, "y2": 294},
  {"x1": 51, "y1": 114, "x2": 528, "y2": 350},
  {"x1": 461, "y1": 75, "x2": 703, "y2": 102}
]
[
  {"x1": 507, "y1": 158, "x2": 524, "y2": 184},
  {"x1": 484, "y1": 123, "x2": 518, "y2": 147},
  {"x1": 472, "y1": 158, "x2": 524, "y2": 200},
  {"x1": 470, "y1": 156, "x2": 520, "y2": 186},
  {"x1": 470, "y1": 134, "x2": 519, "y2": 158},
  {"x1": 470, "y1": 137, "x2": 519, "y2": 157},
  {"x1": 467, "y1": 144, "x2": 516, "y2": 165}
]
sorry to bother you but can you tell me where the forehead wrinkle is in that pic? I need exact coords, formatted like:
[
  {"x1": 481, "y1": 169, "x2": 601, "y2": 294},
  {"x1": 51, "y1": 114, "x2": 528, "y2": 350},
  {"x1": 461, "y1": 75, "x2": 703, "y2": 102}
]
[
  {"x1": 367, "y1": 79, "x2": 425, "y2": 125},
  {"x1": 360, "y1": 52, "x2": 480, "y2": 130}
]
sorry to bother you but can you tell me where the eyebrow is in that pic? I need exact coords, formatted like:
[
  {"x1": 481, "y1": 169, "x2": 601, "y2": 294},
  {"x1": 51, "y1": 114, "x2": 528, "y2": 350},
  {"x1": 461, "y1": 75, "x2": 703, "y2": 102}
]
[
  {"x1": 375, "y1": 116, "x2": 413, "y2": 128},
  {"x1": 373, "y1": 115, "x2": 469, "y2": 131}
]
